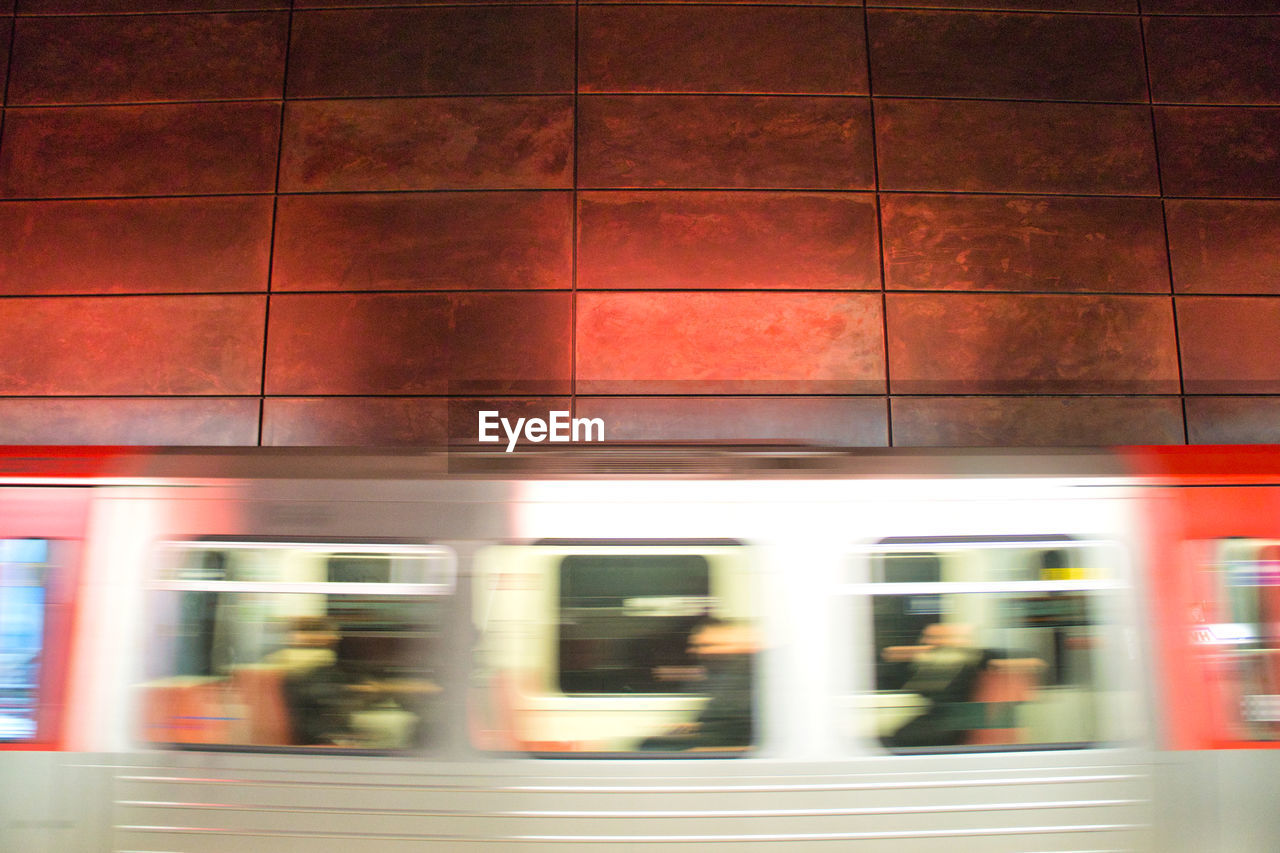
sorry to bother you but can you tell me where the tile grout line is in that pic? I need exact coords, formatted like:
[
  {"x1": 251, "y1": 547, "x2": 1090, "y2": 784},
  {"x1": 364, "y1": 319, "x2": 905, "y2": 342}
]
[
  {"x1": 1136, "y1": 0, "x2": 1190, "y2": 445},
  {"x1": 258, "y1": 2, "x2": 296, "y2": 447},
  {"x1": 862, "y1": 4, "x2": 892, "y2": 447}
]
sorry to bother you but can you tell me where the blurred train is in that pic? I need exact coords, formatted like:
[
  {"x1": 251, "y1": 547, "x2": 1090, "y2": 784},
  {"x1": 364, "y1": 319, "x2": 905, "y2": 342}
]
[{"x1": 3, "y1": 444, "x2": 1280, "y2": 852}]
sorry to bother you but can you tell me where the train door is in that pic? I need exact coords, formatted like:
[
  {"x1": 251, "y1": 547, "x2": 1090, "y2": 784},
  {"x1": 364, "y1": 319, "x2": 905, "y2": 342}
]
[
  {"x1": 1135, "y1": 447, "x2": 1280, "y2": 853},
  {"x1": 836, "y1": 479, "x2": 1155, "y2": 853},
  {"x1": 0, "y1": 485, "x2": 101, "y2": 853}
]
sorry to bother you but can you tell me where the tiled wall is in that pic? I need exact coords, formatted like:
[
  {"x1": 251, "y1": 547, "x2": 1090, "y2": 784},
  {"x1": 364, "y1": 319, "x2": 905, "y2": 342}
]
[{"x1": 0, "y1": 0, "x2": 1278, "y2": 447}]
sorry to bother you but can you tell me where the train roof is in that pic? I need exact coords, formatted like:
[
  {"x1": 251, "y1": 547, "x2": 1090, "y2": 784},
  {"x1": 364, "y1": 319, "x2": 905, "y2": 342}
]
[{"x1": 0, "y1": 445, "x2": 1137, "y2": 483}]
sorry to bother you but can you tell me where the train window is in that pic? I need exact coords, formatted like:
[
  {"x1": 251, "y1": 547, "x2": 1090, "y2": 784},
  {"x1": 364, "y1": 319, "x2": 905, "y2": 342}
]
[
  {"x1": 0, "y1": 539, "x2": 53, "y2": 742},
  {"x1": 851, "y1": 540, "x2": 1119, "y2": 752},
  {"x1": 142, "y1": 542, "x2": 453, "y2": 752},
  {"x1": 1194, "y1": 539, "x2": 1280, "y2": 741},
  {"x1": 472, "y1": 542, "x2": 757, "y2": 754},
  {"x1": 559, "y1": 554, "x2": 712, "y2": 694}
]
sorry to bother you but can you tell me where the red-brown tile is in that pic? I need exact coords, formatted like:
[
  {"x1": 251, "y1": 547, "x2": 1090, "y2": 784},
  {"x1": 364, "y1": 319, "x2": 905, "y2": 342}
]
[
  {"x1": 0, "y1": 102, "x2": 280, "y2": 198},
  {"x1": 580, "y1": 6, "x2": 866, "y2": 94},
  {"x1": 273, "y1": 192, "x2": 571, "y2": 292},
  {"x1": 1147, "y1": 17, "x2": 1280, "y2": 106},
  {"x1": 280, "y1": 97, "x2": 573, "y2": 192},
  {"x1": 19, "y1": 1, "x2": 284, "y2": 10},
  {"x1": 869, "y1": 11, "x2": 1144, "y2": 102},
  {"x1": 578, "y1": 95, "x2": 874, "y2": 189},
  {"x1": 1178, "y1": 296, "x2": 1280, "y2": 393},
  {"x1": 575, "y1": 396, "x2": 888, "y2": 446},
  {"x1": 1186, "y1": 397, "x2": 1280, "y2": 444},
  {"x1": 293, "y1": 0, "x2": 550, "y2": 6},
  {"x1": 451, "y1": 292, "x2": 572, "y2": 394},
  {"x1": 1142, "y1": 0, "x2": 1280, "y2": 12},
  {"x1": 8, "y1": 13, "x2": 287, "y2": 104},
  {"x1": 891, "y1": 396, "x2": 1185, "y2": 447},
  {"x1": 262, "y1": 398, "x2": 448, "y2": 446},
  {"x1": 876, "y1": 99, "x2": 1159, "y2": 195},
  {"x1": 1167, "y1": 200, "x2": 1280, "y2": 294},
  {"x1": 448, "y1": 397, "x2": 573, "y2": 447},
  {"x1": 265, "y1": 397, "x2": 583, "y2": 447},
  {"x1": 882, "y1": 194, "x2": 1169, "y2": 293},
  {"x1": 288, "y1": 7, "x2": 573, "y2": 98},
  {"x1": 580, "y1": 0, "x2": 862, "y2": 4},
  {"x1": 0, "y1": 295, "x2": 265, "y2": 395},
  {"x1": 577, "y1": 191, "x2": 879, "y2": 290},
  {"x1": 0, "y1": 398, "x2": 260, "y2": 445},
  {"x1": 1157, "y1": 107, "x2": 1280, "y2": 197},
  {"x1": 265, "y1": 293, "x2": 571, "y2": 395},
  {"x1": 0, "y1": 19, "x2": 10, "y2": 94},
  {"x1": 868, "y1": 1, "x2": 1131, "y2": 8},
  {"x1": 0, "y1": 197, "x2": 272, "y2": 295},
  {"x1": 576, "y1": 292, "x2": 886, "y2": 394},
  {"x1": 886, "y1": 293, "x2": 1179, "y2": 393},
  {"x1": 266, "y1": 294, "x2": 446, "y2": 395}
]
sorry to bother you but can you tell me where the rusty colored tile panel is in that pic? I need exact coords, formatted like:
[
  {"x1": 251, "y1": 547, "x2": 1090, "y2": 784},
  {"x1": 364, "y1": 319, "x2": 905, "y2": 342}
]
[
  {"x1": 0, "y1": 295, "x2": 266, "y2": 395},
  {"x1": 876, "y1": 99, "x2": 1158, "y2": 195},
  {"x1": 868, "y1": 1, "x2": 1131, "y2": 9},
  {"x1": 0, "y1": 197, "x2": 272, "y2": 295},
  {"x1": 891, "y1": 396, "x2": 1185, "y2": 447},
  {"x1": 1178, "y1": 296, "x2": 1280, "y2": 393},
  {"x1": 450, "y1": 292, "x2": 572, "y2": 394},
  {"x1": 0, "y1": 19, "x2": 9, "y2": 94},
  {"x1": 579, "y1": 6, "x2": 866, "y2": 95},
  {"x1": 1187, "y1": 397, "x2": 1280, "y2": 444},
  {"x1": 578, "y1": 0, "x2": 863, "y2": 5},
  {"x1": 0, "y1": 398, "x2": 260, "y2": 445},
  {"x1": 575, "y1": 396, "x2": 888, "y2": 446},
  {"x1": 273, "y1": 192, "x2": 571, "y2": 292},
  {"x1": 264, "y1": 397, "x2": 583, "y2": 447},
  {"x1": 1167, "y1": 200, "x2": 1280, "y2": 295},
  {"x1": 20, "y1": 1, "x2": 284, "y2": 10},
  {"x1": 576, "y1": 292, "x2": 886, "y2": 394},
  {"x1": 448, "y1": 397, "x2": 573, "y2": 447},
  {"x1": 280, "y1": 97, "x2": 573, "y2": 192},
  {"x1": 265, "y1": 292, "x2": 571, "y2": 395},
  {"x1": 293, "y1": 0, "x2": 548, "y2": 6},
  {"x1": 288, "y1": 7, "x2": 573, "y2": 98},
  {"x1": 869, "y1": 11, "x2": 1144, "y2": 102},
  {"x1": 578, "y1": 95, "x2": 874, "y2": 190},
  {"x1": 1142, "y1": 0, "x2": 1280, "y2": 12},
  {"x1": 8, "y1": 13, "x2": 287, "y2": 104},
  {"x1": 1156, "y1": 107, "x2": 1280, "y2": 197},
  {"x1": 1146, "y1": 16, "x2": 1280, "y2": 106},
  {"x1": 577, "y1": 191, "x2": 879, "y2": 290},
  {"x1": 262, "y1": 398, "x2": 448, "y2": 446},
  {"x1": 886, "y1": 293, "x2": 1180, "y2": 394},
  {"x1": 0, "y1": 102, "x2": 280, "y2": 198},
  {"x1": 883, "y1": 194, "x2": 1169, "y2": 293}
]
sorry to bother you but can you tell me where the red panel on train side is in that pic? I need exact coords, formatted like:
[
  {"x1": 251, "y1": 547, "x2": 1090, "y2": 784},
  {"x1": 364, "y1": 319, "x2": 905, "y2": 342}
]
[
  {"x1": 0, "y1": 487, "x2": 92, "y2": 751},
  {"x1": 1128, "y1": 445, "x2": 1280, "y2": 749},
  {"x1": 0, "y1": 445, "x2": 132, "y2": 481},
  {"x1": 1128, "y1": 444, "x2": 1280, "y2": 486}
]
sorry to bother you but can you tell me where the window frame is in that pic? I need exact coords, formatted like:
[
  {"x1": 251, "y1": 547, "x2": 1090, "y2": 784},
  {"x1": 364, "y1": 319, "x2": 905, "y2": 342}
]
[
  {"x1": 142, "y1": 538, "x2": 455, "y2": 754},
  {"x1": 844, "y1": 535, "x2": 1128, "y2": 755}
]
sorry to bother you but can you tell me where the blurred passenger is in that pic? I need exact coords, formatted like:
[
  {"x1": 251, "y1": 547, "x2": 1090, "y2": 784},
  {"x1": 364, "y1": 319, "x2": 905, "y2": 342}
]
[
  {"x1": 640, "y1": 618, "x2": 756, "y2": 751},
  {"x1": 882, "y1": 622, "x2": 1042, "y2": 748},
  {"x1": 269, "y1": 616, "x2": 357, "y2": 746}
]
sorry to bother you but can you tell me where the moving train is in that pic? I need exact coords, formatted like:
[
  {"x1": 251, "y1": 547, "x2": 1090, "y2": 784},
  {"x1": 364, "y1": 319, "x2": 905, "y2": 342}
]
[{"x1": 3, "y1": 444, "x2": 1280, "y2": 852}]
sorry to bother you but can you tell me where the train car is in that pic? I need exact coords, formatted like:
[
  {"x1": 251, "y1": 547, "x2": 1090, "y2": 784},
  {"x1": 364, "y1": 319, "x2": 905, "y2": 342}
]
[{"x1": 0, "y1": 445, "x2": 1277, "y2": 852}]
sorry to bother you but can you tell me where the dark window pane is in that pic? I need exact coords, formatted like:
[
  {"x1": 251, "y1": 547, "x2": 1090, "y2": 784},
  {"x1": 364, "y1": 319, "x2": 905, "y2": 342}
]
[{"x1": 558, "y1": 554, "x2": 711, "y2": 694}]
